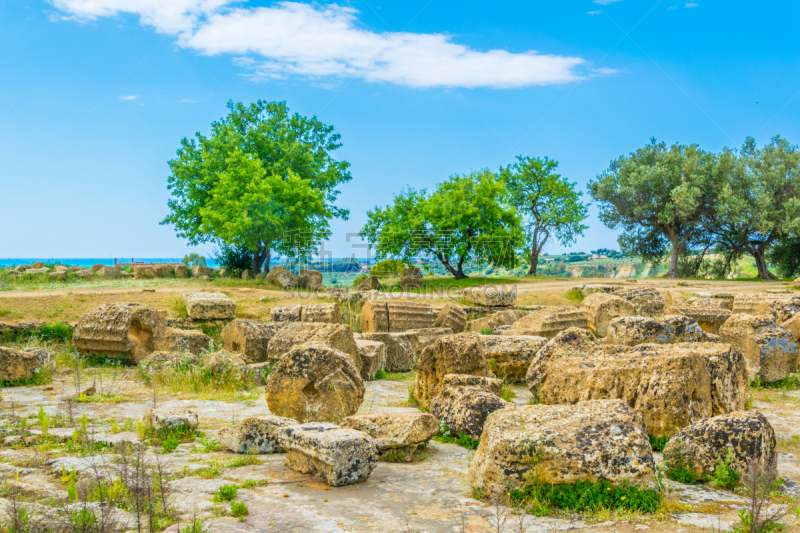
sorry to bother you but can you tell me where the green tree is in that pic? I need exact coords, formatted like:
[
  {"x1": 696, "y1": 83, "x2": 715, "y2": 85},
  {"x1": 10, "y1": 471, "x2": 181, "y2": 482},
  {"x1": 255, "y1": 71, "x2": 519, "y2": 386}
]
[
  {"x1": 361, "y1": 170, "x2": 522, "y2": 279},
  {"x1": 704, "y1": 136, "x2": 800, "y2": 280},
  {"x1": 162, "y1": 100, "x2": 351, "y2": 274},
  {"x1": 767, "y1": 235, "x2": 800, "y2": 278},
  {"x1": 181, "y1": 253, "x2": 206, "y2": 267},
  {"x1": 588, "y1": 139, "x2": 716, "y2": 278},
  {"x1": 500, "y1": 156, "x2": 589, "y2": 275}
]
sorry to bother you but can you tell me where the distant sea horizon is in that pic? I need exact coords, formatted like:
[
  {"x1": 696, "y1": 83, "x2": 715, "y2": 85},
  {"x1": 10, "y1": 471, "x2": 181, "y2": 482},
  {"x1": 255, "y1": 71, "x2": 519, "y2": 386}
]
[{"x1": 0, "y1": 257, "x2": 372, "y2": 269}]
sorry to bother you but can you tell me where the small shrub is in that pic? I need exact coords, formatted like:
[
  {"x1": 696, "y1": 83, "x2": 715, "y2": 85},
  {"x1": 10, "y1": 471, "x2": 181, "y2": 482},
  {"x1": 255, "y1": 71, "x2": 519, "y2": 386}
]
[
  {"x1": 564, "y1": 287, "x2": 585, "y2": 304},
  {"x1": 709, "y1": 447, "x2": 741, "y2": 490},
  {"x1": 230, "y1": 501, "x2": 248, "y2": 521},
  {"x1": 481, "y1": 328, "x2": 493, "y2": 335},
  {"x1": 373, "y1": 368, "x2": 388, "y2": 380},
  {"x1": 214, "y1": 484, "x2": 238, "y2": 502},
  {"x1": 649, "y1": 435, "x2": 669, "y2": 452}
]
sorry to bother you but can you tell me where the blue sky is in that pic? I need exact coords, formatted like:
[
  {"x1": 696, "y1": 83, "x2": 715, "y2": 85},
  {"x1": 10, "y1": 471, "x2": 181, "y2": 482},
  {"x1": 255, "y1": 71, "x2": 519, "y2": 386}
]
[{"x1": 2, "y1": 0, "x2": 799, "y2": 260}]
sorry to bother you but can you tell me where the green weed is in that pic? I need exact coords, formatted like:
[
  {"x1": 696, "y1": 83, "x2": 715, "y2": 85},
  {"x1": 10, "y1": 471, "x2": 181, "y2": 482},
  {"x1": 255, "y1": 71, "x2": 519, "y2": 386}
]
[
  {"x1": 230, "y1": 501, "x2": 248, "y2": 521},
  {"x1": 213, "y1": 484, "x2": 238, "y2": 503},
  {"x1": 564, "y1": 287, "x2": 586, "y2": 304},
  {"x1": 708, "y1": 447, "x2": 741, "y2": 490},
  {"x1": 648, "y1": 435, "x2": 669, "y2": 452},
  {"x1": 510, "y1": 476, "x2": 661, "y2": 515},
  {"x1": 432, "y1": 421, "x2": 479, "y2": 449},
  {"x1": 499, "y1": 382, "x2": 517, "y2": 402}
]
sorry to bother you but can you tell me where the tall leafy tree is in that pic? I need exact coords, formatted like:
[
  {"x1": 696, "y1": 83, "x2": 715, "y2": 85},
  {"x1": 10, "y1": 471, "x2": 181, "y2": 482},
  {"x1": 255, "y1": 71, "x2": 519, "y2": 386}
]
[
  {"x1": 588, "y1": 139, "x2": 716, "y2": 278},
  {"x1": 500, "y1": 156, "x2": 589, "y2": 275},
  {"x1": 704, "y1": 136, "x2": 800, "y2": 279},
  {"x1": 361, "y1": 170, "x2": 522, "y2": 279},
  {"x1": 162, "y1": 100, "x2": 351, "y2": 274}
]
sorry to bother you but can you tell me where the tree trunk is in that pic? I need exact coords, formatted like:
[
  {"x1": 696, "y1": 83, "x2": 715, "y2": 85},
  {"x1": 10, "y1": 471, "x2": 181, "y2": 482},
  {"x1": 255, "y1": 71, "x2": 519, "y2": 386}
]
[
  {"x1": 751, "y1": 246, "x2": 777, "y2": 280},
  {"x1": 527, "y1": 247, "x2": 539, "y2": 276},
  {"x1": 251, "y1": 243, "x2": 270, "y2": 275},
  {"x1": 664, "y1": 230, "x2": 681, "y2": 279},
  {"x1": 435, "y1": 252, "x2": 468, "y2": 280},
  {"x1": 526, "y1": 227, "x2": 548, "y2": 276}
]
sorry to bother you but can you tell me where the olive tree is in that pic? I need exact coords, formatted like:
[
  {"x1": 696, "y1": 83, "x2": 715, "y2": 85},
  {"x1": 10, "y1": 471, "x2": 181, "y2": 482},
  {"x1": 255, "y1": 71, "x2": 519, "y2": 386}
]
[{"x1": 588, "y1": 139, "x2": 716, "y2": 278}]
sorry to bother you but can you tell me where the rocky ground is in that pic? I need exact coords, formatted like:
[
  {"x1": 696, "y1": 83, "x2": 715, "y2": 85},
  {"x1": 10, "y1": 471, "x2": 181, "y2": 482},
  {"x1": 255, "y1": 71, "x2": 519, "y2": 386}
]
[{"x1": 1, "y1": 277, "x2": 799, "y2": 532}]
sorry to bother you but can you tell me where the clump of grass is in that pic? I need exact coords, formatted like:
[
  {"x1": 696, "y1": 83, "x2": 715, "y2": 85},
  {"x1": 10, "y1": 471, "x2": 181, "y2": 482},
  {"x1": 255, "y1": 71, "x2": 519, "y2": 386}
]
[
  {"x1": 239, "y1": 479, "x2": 270, "y2": 489},
  {"x1": 138, "y1": 358, "x2": 256, "y2": 402},
  {"x1": 480, "y1": 328, "x2": 493, "y2": 335},
  {"x1": 373, "y1": 368, "x2": 388, "y2": 380},
  {"x1": 564, "y1": 287, "x2": 585, "y2": 304},
  {"x1": 172, "y1": 295, "x2": 188, "y2": 318},
  {"x1": 648, "y1": 435, "x2": 669, "y2": 452},
  {"x1": 213, "y1": 484, "x2": 238, "y2": 503},
  {"x1": 384, "y1": 370, "x2": 415, "y2": 381},
  {"x1": 499, "y1": 382, "x2": 517, "y2": 402},
  {"x1": 380, "y1": 443, "x2": 430, "y2": 463},
  {"x1": 432, "y1": 421, "x2": 479, "y2": 449},
  {"x1": 230, "y1": 501, "x2": 248, "y2": 521},
  {"x1": 510, "y1": 474, "x2": 661, "y2": 515}
]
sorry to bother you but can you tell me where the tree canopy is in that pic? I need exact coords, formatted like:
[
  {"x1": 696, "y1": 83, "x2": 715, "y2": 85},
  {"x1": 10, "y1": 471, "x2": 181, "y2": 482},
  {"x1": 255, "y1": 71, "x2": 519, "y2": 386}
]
[
  {"x1": 588, "y1": 139, "x2": 716, "y2": 278},
  {"x1": 360, "y1": 170, "x2": 522, "y2": 279},
  {"x1": 500, "y1": 156, "x2": 588, "y2": 275},
  {"x1": 162, "y1": 100, "x2": 351, "y2": 274},
  {"x1": 703, "y1": 136, "x2": 800, "y2": 279}
]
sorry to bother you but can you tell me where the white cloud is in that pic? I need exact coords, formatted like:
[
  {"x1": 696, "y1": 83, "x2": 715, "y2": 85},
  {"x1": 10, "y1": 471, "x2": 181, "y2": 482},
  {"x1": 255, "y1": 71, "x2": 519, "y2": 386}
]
[
  {"x1": 179, "y1": 99, "x2": 198, "y2": 103},
  {"x1": 118, "y1": 95, "x2": 137, "y2": 100},
  {"x1": 587, "y1": 10, "x2": 601, "y2": 15},
  {"x1": 592, "y1": 0, "x2": 623, "y2": 4},
  {"x1": 50, "y1": 0, "x2": 595, "y2": 89},
  {"x1": 685, "y1": 2, "x2": 698, "y2": 7}
]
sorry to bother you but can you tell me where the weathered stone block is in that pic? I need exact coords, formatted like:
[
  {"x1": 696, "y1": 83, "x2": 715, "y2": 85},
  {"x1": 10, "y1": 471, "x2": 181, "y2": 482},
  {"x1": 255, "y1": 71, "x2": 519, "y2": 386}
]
[
  {"x1": 462, "y1": 285, "x2": 516, "y2": 307},
  {"x1": 221, "y1": 319, "x2": 281, "y2": 363},
  {"x1": 264, "y1": 342, "x2": 364, "y2": 424},
  {"x1": 270, "y1": 305, "x2": 303, "y2": 322},
  {"x1": 361, "y1": 331, "x2": 417, "y2": 372},
  {"x1": 355, "y1": 339, "x2": 386, "y2": 380},
  {"x1": 133, "y1": 266, "x2": 155, "y2": 279},
  {"x1": 164, "y1": 328, "x2": 211, "y2": 355},
  {"x1": 266, "y1": 267, "x2": 298, "y2": 288},
  {"x1": 360, "y1": 300, "x2": 434, "y2": 333},
  {"x1": 663, "y1": 306, "x2": 732, "y2": 334},
  {"x1": 615, "y1": 288, "x2": 665, "y2": 317},
  {"x1": 218, "y1": 415, "x2": 296, "y2": 454},
  {"x1": 414, "y1": 332, "x2": 489, "y2": 410},
  {"x1": 152, "y1": 264, "x2": 173, "y2": 277},
  {"x1": 341, "y1": 412, "x2": 438, "y2": 450},
  {"x1": 605, "y1": 315, "x2": 714, "y2": 346},
  {"x1": 433, "y1": 304, "x2": 467, "y2": 333},
  {"x1": 277, "y1": 423, "x2": 378, "y2": 486},
  {"x1": 430, "y1": 382, "x2": 507, "y2": 440},
  {"x1": 267, "y1": 322, "x2": 360, "y2": 367},
  {"x1": 301, "y1": 303, "x2": 342, "y2": 324},
  {"x1": 467, "y1": 400, "x2": 655, "y2": 495},
  {"x1": 0, "y1": 347, "x2": 42, "y2": 383},
  {"x1": 663, "y1": 411, "x2": 776, "y2": 478},
  {"x1": 181, "y1": 292, "x2": 237, "y2": 320},
  {"x1": 502, "y1": 307, "x2": 588, "y2": 338},
  {"x1": 481, "y1": 335, "x2": 547, "y2": 381},
  {"x1": 536, "y1": 348, "x2": 713, "y2": 437},
  {"x1": 73, "y1": 303, "x2": 167, "y2": 362},
  {"x1": 468, "y1": 309, "x2": 529, "y2": 333},
  {"x1": 580, "y1": 293, "x2": 635, "y2": 337},
  {"x1": 719, "y1": 314, "x2": 799, "y2": 382}
]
